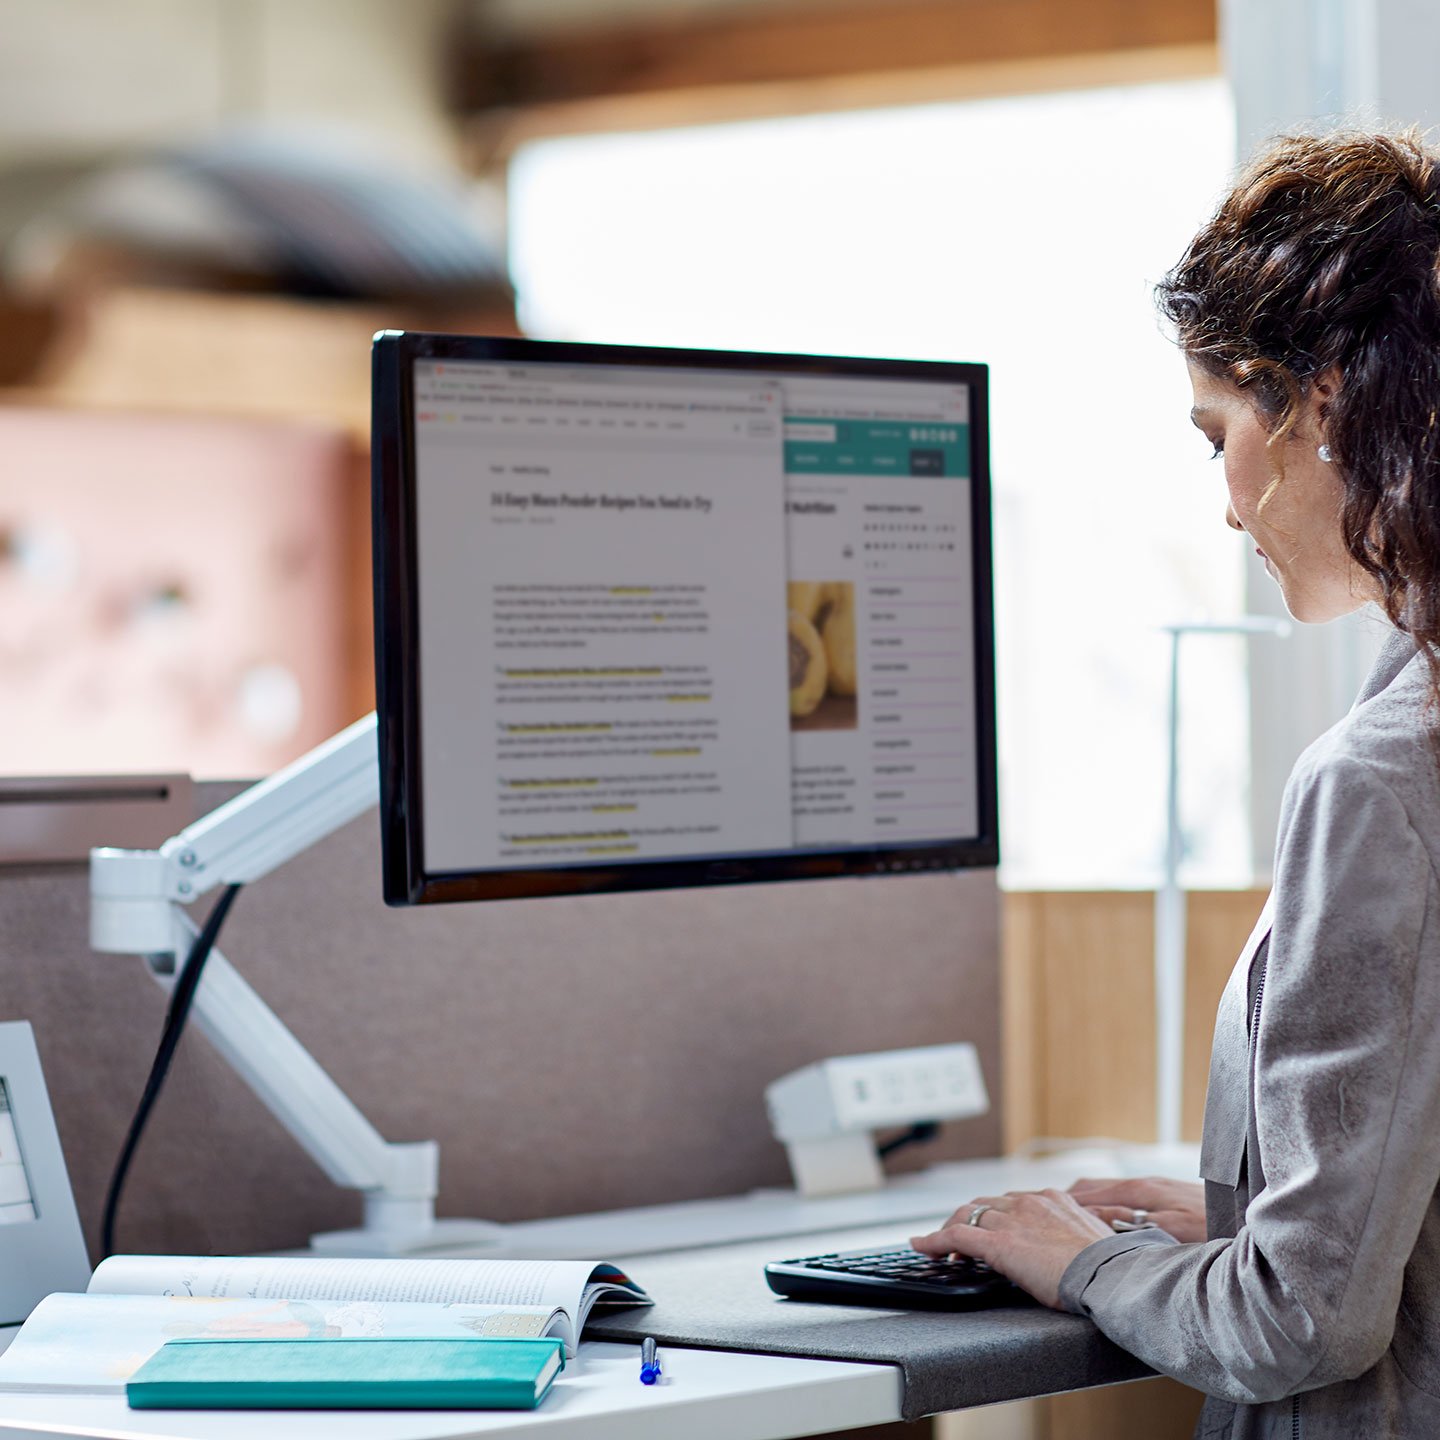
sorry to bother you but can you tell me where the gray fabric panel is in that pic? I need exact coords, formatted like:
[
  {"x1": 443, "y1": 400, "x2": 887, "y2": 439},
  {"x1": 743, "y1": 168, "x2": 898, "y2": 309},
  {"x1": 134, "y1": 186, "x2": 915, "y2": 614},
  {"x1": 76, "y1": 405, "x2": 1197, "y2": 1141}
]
[
  {"x1": 0, "y1": 784, "x2": 1001, "y2": 1260},
  {"x1": 586, "y1": 1240, "x2": 1153, "y2": 1421}
]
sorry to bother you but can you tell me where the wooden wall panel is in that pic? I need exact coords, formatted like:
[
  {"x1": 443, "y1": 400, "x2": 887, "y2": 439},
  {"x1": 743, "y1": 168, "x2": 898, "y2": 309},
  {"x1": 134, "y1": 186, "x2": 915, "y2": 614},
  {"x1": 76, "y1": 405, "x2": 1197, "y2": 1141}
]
[
  {"x1": 1037, "y1": 891, "x2": 1158, "y2": 1143},
  {"x1": 1000, "y1": 885, "x2": 1042, "y2": 1160},
  {"x1": 1045, "y1": 1375, "x2": 1205, "y2": 1440},
  {"x1": 1002, "y1": 889, "x2": 1269, "y2": 1149},
  {"x1": 1183, "y1": 889, "x2": 1269, "y2": 1138}
]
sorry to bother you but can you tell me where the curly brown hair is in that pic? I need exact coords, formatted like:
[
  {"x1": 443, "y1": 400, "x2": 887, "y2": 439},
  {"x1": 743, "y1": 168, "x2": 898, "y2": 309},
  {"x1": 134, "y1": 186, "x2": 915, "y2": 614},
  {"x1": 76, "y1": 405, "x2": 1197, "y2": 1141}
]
[{"x1": 1156, "y1": 127, "x2": 1440, "y2": 668}]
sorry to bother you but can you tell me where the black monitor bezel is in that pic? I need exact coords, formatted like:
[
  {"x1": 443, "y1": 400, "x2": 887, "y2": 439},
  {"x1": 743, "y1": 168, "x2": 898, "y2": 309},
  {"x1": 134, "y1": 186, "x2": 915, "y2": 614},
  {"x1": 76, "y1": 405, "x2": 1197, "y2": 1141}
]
[{"x1": 373, "y1": 331, "x2": 998, "y2": 905}]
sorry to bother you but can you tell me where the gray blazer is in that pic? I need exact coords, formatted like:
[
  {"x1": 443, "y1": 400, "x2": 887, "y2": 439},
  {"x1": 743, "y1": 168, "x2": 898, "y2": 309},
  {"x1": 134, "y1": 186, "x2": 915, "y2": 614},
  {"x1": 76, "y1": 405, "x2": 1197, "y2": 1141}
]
[{"x1": 1058, "y1": 628, "x2": 1440, "y2": 1439}]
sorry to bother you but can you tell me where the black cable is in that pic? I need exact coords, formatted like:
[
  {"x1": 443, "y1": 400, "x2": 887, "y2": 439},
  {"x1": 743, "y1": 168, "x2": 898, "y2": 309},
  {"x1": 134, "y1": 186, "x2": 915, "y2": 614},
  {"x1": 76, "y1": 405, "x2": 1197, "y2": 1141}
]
[
  {"x1": 100, "y1": 883, "x2": 244, "y2": 1258},
  {"x1": 877, "y1": 1119, "x2": 942, "y2": 1162}
]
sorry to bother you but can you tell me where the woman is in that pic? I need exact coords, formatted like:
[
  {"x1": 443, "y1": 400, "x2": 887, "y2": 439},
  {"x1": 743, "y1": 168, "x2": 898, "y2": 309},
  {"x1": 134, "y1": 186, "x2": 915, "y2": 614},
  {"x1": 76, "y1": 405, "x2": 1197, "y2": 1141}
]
[{"x1": 912, "y1": 128, "x2": 1440, "y2": 1438}]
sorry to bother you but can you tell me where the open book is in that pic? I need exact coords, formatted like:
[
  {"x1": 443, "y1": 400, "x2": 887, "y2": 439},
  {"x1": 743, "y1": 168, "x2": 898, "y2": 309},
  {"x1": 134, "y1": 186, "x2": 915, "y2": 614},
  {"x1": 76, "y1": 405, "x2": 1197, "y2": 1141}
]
[{"x1": 0, "y1": 1253, "x2": 651, "y2": 1395}]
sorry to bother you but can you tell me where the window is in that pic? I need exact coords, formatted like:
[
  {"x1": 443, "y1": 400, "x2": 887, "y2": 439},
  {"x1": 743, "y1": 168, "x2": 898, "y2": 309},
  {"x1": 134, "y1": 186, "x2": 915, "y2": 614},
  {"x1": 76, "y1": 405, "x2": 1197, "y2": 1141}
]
[{"x1": 508, "y1": 77, "x2": 1244, "y2": 886}]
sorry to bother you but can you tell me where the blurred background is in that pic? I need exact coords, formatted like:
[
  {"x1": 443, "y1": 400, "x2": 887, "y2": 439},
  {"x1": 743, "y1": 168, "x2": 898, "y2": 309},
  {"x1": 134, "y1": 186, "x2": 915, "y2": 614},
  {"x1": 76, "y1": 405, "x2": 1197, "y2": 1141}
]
[{"x1": 0, "y1": 0, "x2": 1419, "y2": 890}]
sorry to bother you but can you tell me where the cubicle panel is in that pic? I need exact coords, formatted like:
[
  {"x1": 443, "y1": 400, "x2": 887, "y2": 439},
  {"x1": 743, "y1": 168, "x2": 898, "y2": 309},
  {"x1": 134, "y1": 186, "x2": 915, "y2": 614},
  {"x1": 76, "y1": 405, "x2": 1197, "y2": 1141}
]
[{"x1": 0, "y1": 784, "x2": 1000, "y2": 1258}]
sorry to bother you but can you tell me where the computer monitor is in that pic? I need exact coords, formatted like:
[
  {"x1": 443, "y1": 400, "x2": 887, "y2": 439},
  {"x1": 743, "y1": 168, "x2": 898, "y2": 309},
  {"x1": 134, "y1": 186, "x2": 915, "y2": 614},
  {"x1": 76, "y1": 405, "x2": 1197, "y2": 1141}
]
[{"x1": 372, "y1": 334, "x2": 996, "y2": 906}]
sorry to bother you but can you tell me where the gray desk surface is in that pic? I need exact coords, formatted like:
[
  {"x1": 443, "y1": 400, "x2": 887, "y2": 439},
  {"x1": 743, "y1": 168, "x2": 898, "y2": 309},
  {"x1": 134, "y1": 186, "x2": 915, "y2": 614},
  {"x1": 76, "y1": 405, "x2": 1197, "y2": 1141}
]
[{"x1": 588, "y1": 1220, "x2": 1152, "y2": 1421}]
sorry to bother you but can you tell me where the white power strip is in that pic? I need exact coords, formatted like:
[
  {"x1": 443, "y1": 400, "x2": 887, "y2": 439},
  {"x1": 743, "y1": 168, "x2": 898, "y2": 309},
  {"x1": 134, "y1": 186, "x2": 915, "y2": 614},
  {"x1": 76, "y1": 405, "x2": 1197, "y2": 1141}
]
[{"x1": 765, "y1": 1043, "x2": 989, "y2": 1197}]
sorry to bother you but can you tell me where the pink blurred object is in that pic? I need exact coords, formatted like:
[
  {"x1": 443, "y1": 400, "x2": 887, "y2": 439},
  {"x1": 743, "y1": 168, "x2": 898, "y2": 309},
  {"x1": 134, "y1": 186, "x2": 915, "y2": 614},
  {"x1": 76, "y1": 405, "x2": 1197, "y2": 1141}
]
[{"x1": 0, "y1": 405, "x2": 357, "y2": 778}]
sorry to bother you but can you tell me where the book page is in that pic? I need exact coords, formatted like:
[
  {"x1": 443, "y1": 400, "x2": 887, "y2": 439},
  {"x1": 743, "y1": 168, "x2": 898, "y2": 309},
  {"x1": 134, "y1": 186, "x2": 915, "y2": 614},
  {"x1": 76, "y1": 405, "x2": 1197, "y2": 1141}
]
[
  {"x1": 0, "y1": 1292, "x2": 567, "y2": 1394},
  {"x1": 89, "y1": 1255, "x2": 646, "y2": 1346}
]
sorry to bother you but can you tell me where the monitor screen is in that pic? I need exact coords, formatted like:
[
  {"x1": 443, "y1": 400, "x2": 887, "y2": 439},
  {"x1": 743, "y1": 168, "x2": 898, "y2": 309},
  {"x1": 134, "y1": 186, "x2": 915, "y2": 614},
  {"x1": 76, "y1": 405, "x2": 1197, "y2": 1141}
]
[{"x1": 373, "y1": 335, "x2": 996, "y2": 905}]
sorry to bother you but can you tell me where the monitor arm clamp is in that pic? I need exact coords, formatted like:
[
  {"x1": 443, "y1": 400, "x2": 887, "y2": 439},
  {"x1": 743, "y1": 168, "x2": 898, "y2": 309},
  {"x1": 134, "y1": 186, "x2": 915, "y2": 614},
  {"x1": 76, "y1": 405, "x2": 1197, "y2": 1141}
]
[{"x1": 89, "y1": 712, "x2": 504, "y2": 1257}]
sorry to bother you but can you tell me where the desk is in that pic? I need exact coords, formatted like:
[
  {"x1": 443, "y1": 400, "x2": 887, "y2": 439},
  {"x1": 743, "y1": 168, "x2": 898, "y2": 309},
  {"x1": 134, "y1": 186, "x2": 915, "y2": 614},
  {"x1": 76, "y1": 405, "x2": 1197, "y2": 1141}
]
[{"x1": 0, "y1": 1147, "x2": 1197, "y2": 1440}]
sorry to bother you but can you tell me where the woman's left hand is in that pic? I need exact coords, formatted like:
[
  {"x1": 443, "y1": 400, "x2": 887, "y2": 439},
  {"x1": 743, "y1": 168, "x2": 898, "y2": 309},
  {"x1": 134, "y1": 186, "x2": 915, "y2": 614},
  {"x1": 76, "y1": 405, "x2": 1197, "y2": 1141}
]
[{"x1": 910, "y1": 1189, "x2": 1116, "y2": 1309}]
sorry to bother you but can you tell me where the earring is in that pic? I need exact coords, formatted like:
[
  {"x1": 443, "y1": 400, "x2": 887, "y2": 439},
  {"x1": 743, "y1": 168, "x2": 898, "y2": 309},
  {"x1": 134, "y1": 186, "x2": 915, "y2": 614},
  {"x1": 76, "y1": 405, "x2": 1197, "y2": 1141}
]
[{"x1": 1318, "y1": 444, "x2": 1333, "y2": 463}]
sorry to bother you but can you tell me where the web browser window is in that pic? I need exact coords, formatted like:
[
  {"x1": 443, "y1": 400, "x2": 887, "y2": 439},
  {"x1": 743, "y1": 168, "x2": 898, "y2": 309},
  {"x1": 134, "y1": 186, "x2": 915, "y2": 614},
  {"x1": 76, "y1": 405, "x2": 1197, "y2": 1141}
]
[{"x1": 412, "y1": 360, "x2": 981, "y2": 873}]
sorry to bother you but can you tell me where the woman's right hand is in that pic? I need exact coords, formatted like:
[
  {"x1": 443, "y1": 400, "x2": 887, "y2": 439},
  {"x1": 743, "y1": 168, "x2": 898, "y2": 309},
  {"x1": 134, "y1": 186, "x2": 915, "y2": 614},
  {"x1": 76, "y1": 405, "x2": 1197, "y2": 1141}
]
[{"x1": 1067, "y1": 1175, "x2": 1208, "y2": 1243}]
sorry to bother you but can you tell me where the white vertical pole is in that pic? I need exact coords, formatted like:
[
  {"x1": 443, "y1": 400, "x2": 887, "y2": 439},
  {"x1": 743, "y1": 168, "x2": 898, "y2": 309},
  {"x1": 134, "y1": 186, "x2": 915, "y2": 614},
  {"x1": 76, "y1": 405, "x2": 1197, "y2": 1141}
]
[{"x1": 1156, "y1": 629, "x2": 1186, "y2": 1150}]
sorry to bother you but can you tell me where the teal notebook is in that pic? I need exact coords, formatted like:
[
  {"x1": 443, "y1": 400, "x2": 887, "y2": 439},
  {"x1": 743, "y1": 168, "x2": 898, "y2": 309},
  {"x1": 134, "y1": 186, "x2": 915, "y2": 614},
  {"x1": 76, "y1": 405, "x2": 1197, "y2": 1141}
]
[{"x1": 126, "y1": 1336, "x2": 565, "y2": 1411}]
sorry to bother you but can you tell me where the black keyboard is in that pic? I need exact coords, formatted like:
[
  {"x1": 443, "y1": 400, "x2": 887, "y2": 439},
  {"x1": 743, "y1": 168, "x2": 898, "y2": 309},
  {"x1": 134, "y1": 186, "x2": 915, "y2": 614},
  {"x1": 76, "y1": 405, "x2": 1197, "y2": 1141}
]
[{"x1": 764, "y1": 1246, "x2": 1027, "y2": 1311}]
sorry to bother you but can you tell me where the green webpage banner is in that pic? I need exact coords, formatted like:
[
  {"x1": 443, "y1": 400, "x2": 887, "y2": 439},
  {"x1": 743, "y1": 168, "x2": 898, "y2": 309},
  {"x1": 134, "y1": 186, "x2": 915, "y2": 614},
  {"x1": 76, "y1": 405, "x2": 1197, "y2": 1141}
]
[{"x1": 783, "y1": 418, "x2": 969, "y2": 479}]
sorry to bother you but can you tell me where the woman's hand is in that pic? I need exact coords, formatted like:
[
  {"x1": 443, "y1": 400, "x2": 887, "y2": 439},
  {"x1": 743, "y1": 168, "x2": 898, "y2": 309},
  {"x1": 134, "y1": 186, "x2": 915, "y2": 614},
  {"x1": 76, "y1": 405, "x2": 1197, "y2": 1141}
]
[
  {"x1": 910, "y1": 1189, "x2": 1115, "y2": 1309},
  {"x1": 1067, "y1": 1176, "x2": 1207, "y2": 1244}
]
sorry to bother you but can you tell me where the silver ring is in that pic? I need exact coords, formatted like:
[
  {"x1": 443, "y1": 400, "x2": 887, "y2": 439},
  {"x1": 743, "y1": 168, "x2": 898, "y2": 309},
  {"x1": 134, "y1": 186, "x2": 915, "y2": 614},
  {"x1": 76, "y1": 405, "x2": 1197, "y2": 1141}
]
[
  {"x1": 1131, "y1": 1208, "x2": 1149, "y2": 1225},
  {"x1": 967, "y1": 1204, "x2": 994, "y2": 1227}
]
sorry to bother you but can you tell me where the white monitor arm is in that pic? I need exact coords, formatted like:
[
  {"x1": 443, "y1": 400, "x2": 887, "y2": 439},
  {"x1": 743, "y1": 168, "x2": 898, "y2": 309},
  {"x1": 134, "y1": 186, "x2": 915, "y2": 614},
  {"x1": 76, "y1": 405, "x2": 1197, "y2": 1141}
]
[{"x1": 89, "y1": 713, "x2": 504, "y2": 1257}]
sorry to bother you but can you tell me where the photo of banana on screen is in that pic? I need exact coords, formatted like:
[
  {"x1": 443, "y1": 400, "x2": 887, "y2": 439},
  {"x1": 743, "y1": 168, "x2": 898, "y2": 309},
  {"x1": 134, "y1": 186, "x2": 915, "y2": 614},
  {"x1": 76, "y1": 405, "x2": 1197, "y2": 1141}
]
[{"x1": 788, "y1": 581, "x2": 857, "y2": 732}]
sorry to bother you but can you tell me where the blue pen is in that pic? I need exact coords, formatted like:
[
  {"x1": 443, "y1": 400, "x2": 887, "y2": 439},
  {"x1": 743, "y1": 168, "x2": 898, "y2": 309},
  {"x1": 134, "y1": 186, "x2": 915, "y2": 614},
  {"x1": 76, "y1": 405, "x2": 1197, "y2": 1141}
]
[{"x1": 640, "y1": 1336, "x2": 662, "y2": 1385}]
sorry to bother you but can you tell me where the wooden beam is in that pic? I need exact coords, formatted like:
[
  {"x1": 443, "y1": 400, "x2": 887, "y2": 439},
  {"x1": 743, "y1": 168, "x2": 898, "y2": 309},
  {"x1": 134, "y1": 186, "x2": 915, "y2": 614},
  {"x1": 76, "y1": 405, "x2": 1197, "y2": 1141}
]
[
  {"x1": 454, "y1": 0, "x2": 1218, "y2": 112},
  {"x1": 463, "y1": 43, "x2": 1218, "y2": 161}
]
